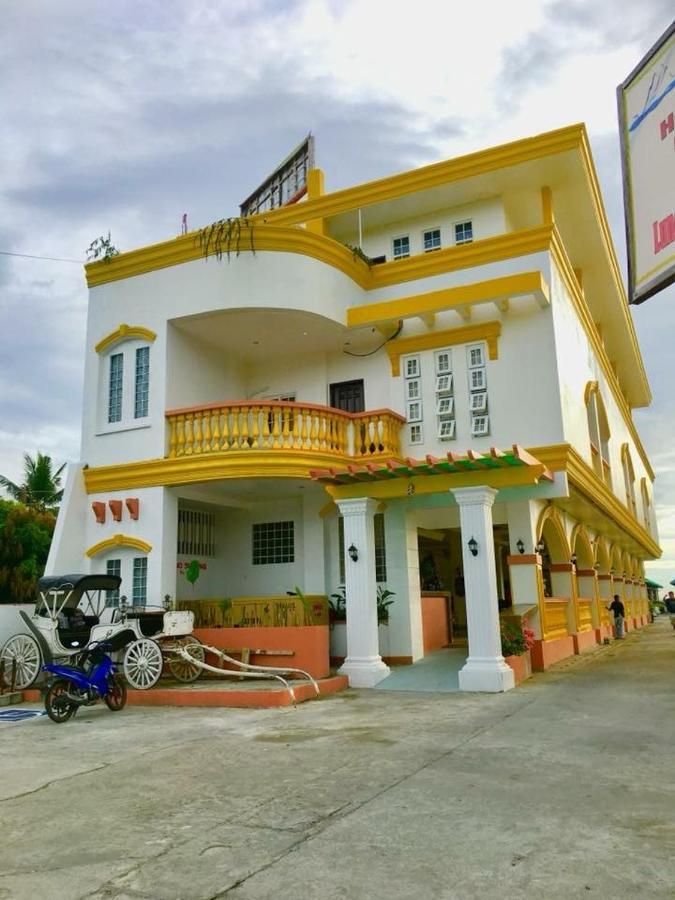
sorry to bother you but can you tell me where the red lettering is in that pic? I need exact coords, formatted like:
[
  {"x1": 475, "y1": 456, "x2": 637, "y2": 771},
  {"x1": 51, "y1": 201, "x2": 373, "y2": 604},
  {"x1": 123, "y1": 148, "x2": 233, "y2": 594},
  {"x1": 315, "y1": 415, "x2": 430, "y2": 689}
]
[
  {"x1": 653, "y1": 213, "x2": 675, "y2": 254},
  {"x1": 659, "y1": 112, "x2": 674, "y2": 140}
]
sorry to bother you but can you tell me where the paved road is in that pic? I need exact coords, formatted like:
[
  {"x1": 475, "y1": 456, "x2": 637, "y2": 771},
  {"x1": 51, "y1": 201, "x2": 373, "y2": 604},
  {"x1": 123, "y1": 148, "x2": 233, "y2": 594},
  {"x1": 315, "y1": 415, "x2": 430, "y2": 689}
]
[{"x1": 1, "y1": 619, "x2": 674, "y2": 899}]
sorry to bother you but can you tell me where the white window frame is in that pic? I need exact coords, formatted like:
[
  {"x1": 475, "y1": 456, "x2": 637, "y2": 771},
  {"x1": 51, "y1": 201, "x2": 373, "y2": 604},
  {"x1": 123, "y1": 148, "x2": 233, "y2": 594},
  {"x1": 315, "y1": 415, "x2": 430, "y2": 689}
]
[
  {"x1": 404, "y1": 356, "x2": 421, "y2": 378},
  {"x1": 406, "y1": 401, "x2": 423, "y2": 423},
  {"x1": 435, "y1": 349, "x2": 452, "y2": 375},
  {"x1": 467, "y1": 344, "x2": 486, "y2": 368},
  {"x1": 469, "y1": 391, "x2": 487, "y2": 413},
  {"x1": 471, "y1": 415, "x2": 490, "y2": 436},
  {"x1": 392, "y1": 234, "x2": 411, "y2": 260},
  {"x1": 436, "y1": 396, "x2": 454, "y2": 416},
  {"x1": 435, "y1": 374, "x2": 453, "y2": 395},
  {"x1": 438, "y1": 418, "x2": 456, "y2": 440},
  {"x1": 406, "y1": 378, "x2": 421, "y2": 401},
  {"x1": 98, "y1": 339, "x2": 153, "y2": 434},
  {"x1": 409, "y1": 423, "x2": 423, "y2": 444},
  {"x1": 454, "y1": 220, "x2": 474, "y2": 245},
  {"x1": 469, "y1": 367, "x2": 487, "y2": 391},
  {"x1": 422, "y1": 227, "x2": 441, "y2": 253}
]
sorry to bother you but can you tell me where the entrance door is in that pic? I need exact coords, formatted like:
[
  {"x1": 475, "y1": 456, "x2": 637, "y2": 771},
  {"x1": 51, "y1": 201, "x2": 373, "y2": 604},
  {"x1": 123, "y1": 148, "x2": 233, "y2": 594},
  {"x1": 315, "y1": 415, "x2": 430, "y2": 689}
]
[{"x1": 330, "y1": 379, "x2": 365, "y2": 413}]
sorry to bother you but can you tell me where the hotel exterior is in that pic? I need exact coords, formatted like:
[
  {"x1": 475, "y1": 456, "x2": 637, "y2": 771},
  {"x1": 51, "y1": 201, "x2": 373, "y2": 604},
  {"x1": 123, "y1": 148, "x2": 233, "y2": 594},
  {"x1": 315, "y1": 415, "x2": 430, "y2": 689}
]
[{"x1": 47, "y1": 124, "x2": 661, "y2": 692}]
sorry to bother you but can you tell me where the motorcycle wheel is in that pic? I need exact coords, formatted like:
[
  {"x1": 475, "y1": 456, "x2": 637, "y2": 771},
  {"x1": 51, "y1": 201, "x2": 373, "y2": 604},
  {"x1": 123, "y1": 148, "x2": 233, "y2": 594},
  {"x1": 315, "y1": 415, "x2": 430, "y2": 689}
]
[
  {"x1": 45, "y1": 679, "x2": 78, "y2": 724},
  {"x1": 104, "y1": 674, "x2": 127, "y2": 712}
]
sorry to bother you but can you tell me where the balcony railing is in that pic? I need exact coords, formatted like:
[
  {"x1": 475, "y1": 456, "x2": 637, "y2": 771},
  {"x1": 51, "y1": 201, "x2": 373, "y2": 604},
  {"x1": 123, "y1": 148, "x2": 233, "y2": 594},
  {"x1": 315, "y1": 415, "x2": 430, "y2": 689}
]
[{"x1": 166, "y1": 401, "x2": 405, "y2": 460}]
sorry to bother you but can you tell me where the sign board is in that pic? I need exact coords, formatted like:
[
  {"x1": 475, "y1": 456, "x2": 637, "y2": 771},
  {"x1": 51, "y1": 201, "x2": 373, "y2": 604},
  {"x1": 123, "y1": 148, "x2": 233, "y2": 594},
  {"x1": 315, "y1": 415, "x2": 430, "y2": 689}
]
[
  {"x1": 617, "y1": 21, "x2": 675, "y2": 304},
  {"x1": 240, "y1": 134, "x2": 315, "y2": 218}
]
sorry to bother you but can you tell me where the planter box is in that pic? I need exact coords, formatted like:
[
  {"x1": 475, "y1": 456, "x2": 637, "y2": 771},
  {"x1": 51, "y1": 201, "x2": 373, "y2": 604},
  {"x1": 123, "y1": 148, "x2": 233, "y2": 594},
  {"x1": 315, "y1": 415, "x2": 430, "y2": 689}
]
[{"x1": 504, "y1": 650, "x2": 532, "y2": 684}]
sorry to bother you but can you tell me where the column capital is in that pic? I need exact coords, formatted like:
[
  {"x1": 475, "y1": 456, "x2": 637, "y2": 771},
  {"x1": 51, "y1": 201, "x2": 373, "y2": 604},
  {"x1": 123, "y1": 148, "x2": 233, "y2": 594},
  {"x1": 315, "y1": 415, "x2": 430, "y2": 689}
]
[
  {"x1": 335, "y1": 497, "x2": 379, "y2": 518},
  {"x1": 450, "y1": 485, "x2": 498, "y2": 508}
]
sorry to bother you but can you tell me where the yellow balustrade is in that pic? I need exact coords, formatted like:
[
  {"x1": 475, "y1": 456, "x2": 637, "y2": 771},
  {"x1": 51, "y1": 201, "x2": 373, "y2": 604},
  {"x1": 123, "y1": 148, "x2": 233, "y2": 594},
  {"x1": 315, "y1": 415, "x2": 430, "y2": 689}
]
[
  {"x1": 577, "y1": 598, "x2": 594, "y2": 632},
  {"x1": 166, "y1": 401, "x2": 404, "y2": 460},
  {"x1": 543, "y1": 598, "x2": 569, "y2": 640}
]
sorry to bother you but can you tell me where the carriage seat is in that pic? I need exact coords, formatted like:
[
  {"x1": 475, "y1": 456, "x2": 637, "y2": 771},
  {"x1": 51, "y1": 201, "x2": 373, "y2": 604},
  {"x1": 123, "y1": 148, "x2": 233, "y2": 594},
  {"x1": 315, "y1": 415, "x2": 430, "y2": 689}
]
[
  {"x1": 57, "y1": 609, "x2": 99, "y2": 649},
  {"x1": 125, "y1": 608, "x2": 164, "y2": 637}
]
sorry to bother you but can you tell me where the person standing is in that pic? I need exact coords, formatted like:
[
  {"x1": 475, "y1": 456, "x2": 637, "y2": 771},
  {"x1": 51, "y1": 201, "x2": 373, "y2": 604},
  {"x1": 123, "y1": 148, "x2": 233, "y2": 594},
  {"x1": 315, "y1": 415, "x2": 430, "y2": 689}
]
[{"x1": 607, "y1": 594, "x2": 626, "y2": 639}]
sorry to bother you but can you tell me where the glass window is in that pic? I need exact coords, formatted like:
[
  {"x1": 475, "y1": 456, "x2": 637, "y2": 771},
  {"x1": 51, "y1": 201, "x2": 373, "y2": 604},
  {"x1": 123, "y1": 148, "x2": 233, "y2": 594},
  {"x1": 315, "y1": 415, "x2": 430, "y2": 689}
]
[
  {"x1": 406, "y1": 378, "x2": 421, "y2": 401},
  {"x1": 455, "y1": 221, "x2": 473, "y2": 244},
  {"x1": 467, "y1": 344, "x2": 485, "y2": 368},
  {"x1": 108, "y1": 353, "x2": 123, "y2": 423},
  {"x1": 252, "y1": 521, "x2": 295, "y2": 565},
  {"x1": 406, "y1": 401, "x2": 423, "y2": 423},
  {"x1": 438, "y1": 418, "x2": 456, "y2": 440},
  {"x1": 106, "y1": 559, "x2": 121, "y2": 607},
  {"x1": 409, "y1": 423, "x2": 423, "y2": 444},
  {"x1": 404, "y1": 356, "x2": 421, "y2": 378},
  {"x1": 470, "y1": 392, "x2": 487, "y2": 413},
  {"x1": 471, "y1": 415, "x2": 490, "y2": 436},
  {"x1": 132, "y1": 557, "x2": 147, "y2": 607},
  {"x1": 435, "y1": 350, "x2": 452, "y2": 374},
  {"x1": 436, "y1": 397, "x2": 454, "y2": 416},
  {"x1": 134, "y1": 346, "x2": 150, "y2": 419},
  {"x1": 436, "y1": 374, "x2": 453, "y2": 395},
  {"x1": 423, "y1": 228, "x2": 441, "y2": 252},
  {"x1": 469, "y1": 368, "x2": 487, "y2": 391},
  {"x1": 393, "y1": 235, "x2": 410, "y2": 259}
]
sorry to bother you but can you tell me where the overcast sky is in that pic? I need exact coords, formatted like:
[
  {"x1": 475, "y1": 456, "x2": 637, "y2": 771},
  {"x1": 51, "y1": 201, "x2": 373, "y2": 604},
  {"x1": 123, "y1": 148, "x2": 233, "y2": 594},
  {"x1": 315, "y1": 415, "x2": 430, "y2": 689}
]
[{"x1": 1, "y1": 0, "x2": 673, "y2": 584}]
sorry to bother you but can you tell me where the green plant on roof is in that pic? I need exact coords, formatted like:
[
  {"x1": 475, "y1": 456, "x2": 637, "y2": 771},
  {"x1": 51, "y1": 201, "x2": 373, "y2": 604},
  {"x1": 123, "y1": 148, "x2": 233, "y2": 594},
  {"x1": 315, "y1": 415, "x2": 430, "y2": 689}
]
[
  {"x1": 197, "y1": 217, "x2": 255, "y2": 261},
  {"x1": 86, "y1": 232, "x2": 119, "y2": 262}
]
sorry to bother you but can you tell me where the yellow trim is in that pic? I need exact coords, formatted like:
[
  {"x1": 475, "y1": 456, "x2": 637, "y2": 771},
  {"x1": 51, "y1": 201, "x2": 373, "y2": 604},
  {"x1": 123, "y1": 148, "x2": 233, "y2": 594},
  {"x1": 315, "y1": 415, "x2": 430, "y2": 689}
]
[
  {"x1": 570, "y1": 523, "x2": 594, "y2": 561},
  {"x1": 325, "y1": 465, "x2": 547, "y2": 501},
  {"x1": 531, "y1": 444, "x2": 660, "y2": 558},
  {"x1": 541, "y1": 186, "x2": 554, "y2": 224},
  {"x1": 550, "y1": 228, "x2": 654, "y2": 481},
  {"x1": 386, "y1": 321, "x2": 501, "y2": 376},
  {"x1": 95, "y1": 324, "x2": 157, "y2": 354},
  {"x1": 319, "y1": 500, "x2": 336, "y2": 519},
  {"x1": 254, "y1": 125, "x2": 587, "y2": 227},
  {"x1": 347, "y1": 272, "x2": 549, "y2": 329},
  {"x1": 536, "y1": 506, "x2": 571, "y2": 559},
  {"x1": 584, "y1": 380, "x2": 599, "y2": 405},
  {"x1": 83, "y1": 450, "x2": 372, "y2": 493},
  {"x1": 85, "y1": 534, "x2": 152, "y2": 558}
]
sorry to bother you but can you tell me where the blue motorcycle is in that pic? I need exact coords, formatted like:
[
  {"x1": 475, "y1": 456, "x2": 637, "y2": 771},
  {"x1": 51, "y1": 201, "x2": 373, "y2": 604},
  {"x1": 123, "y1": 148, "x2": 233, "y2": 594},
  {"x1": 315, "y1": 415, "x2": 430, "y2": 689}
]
[{"x1": 43, "y1": 642, "x2": 127, "y2": 723}]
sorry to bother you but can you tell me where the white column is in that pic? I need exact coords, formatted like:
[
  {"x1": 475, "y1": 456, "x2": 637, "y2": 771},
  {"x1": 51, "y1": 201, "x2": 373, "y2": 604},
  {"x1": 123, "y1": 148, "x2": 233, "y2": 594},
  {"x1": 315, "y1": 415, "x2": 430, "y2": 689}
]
[
  {"x1": 336, "y1": 497, "x2": 390, "y2": 687},
  {"x1": 452, "y1": 486, "x2": 514, "y2": 693},
  {"x1": 383, "y1": 505, "x2": 424, "y2": 662}
]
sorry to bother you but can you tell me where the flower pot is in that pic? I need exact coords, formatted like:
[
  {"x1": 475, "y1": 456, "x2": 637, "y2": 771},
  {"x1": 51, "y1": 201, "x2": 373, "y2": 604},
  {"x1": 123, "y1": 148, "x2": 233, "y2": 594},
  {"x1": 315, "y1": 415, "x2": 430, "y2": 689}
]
[{"x1": 504, "y1": 650, "x2": 532, "y2": 684}]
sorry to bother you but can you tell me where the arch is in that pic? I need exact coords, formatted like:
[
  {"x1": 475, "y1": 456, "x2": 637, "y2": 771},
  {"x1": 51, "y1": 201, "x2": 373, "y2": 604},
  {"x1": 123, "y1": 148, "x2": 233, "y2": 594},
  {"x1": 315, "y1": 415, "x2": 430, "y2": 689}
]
[
  {"x1": 584, "y1": 380, "x2": 599, "y2": 405},
  {"x1": 95, "y1": 324, "x2": 157, "y2": 354},
  {"x1": 570, "y1": 524, "x2": 594, "y2": 569},
  {"x1": 536, "y1": 506, "x2": 570, "y2": 563},
  {"x1": 594, "y1": 536, "x2": 611, "y2": 573},
  {"x1": 620, "y1": 443, "x2": 637, "y2": 516},
  {"x1": 86, "y1": 534, "x2": 152, "y2": 558},
  {"x1": 585, "y1": 381, "x2": 611, "y2": 486}
]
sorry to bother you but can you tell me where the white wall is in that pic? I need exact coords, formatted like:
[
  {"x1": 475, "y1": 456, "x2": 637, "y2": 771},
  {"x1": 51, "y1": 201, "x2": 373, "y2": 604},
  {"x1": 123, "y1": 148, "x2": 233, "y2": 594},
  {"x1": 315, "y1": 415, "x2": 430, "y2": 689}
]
[{"x1": 166, "y1": 328, "x2": 246, "y2": 410}]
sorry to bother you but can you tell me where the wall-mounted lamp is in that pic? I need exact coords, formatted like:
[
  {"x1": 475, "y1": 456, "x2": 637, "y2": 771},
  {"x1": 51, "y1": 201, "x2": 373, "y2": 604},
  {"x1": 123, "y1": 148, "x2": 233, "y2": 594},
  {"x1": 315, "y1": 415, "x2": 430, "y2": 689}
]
[
  {"x1": 609, "y1": 567, "x2": 615, "y2": 575},
  {"x1": 348, "y1": 544, "x2": 359, "y2": 562},
  {"x1": 571, "y1": 553, "x2": 577, "y2": 566},
  {"x1": 593, "y1": 562, "x2": 600, "y2": 571},
  {"x1": 468, "y1": 536, "x2": 478, "y2": 557},
  {"x1": 516, "y1": 539, "x2": 525, "y2": 555},
  {"x1": 535, "y1": 540, "x2": 546, "y2": 554}
]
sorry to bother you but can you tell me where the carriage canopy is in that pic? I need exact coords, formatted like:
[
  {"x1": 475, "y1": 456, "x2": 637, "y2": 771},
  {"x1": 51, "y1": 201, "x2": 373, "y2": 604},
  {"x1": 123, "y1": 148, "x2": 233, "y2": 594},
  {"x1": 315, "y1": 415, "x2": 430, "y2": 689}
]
[{"x1": 36, "y1": 574, "x2": 121, "y2": 618}]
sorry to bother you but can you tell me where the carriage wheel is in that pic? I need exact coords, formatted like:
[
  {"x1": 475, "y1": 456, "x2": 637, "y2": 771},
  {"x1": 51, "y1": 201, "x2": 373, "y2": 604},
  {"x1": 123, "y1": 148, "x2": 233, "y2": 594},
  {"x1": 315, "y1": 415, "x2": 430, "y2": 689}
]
[
  {"x1": 0, "y1": 634, "x2": 42, "y2": 690},
  {"x1": 123, "y1": 638, "x2": 163, "y2": 690},
  {"x1": 168, "y1": 636, "x2": 205, "y2": 683}
]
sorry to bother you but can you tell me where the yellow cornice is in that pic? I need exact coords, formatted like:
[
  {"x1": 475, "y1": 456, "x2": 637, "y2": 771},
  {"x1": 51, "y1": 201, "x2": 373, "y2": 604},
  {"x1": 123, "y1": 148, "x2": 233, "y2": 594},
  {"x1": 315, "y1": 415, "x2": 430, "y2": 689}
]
[
  {"x1": 85, "y1": 534, "x2": 152, "y2": 558},
  {"x1": 530, "y1": 443, "x2": 660, "y2": 558},
  {"x1": 86, "y1": 225, "x2": 372, "y2": 290},
  {"x1": 550, "y1": 229, "x2": 654, "y2": 481},
  {"x1": 83, "y1": 450, "x2": 369, "y2": 494},
  {"x1": 252, "y1": 125, "x2": 587, "y2": 227},
  {"x1": 94, "y1": 324, "x2": 157, "y2": 354},
  {"x1": 385, "y1": 321, "x2": 501, "y2": 376},
  {"x1": 347, "y1": 272, "x2": 549, "y2": 329}
]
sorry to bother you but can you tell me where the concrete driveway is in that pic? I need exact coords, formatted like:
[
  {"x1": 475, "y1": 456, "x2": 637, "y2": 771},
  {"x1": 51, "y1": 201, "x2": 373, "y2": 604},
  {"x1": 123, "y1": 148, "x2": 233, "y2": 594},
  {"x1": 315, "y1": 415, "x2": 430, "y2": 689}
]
[{"x1": 1, "y1": 619, "x2": 674, "y2": 900}]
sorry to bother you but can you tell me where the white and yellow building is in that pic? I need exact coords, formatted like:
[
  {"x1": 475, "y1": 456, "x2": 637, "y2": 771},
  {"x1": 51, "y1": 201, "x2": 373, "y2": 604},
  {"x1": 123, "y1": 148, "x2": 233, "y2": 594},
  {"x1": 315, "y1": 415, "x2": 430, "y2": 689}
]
[{"x1": 48, "y1": 123, "x2": 661, "y2": 691}]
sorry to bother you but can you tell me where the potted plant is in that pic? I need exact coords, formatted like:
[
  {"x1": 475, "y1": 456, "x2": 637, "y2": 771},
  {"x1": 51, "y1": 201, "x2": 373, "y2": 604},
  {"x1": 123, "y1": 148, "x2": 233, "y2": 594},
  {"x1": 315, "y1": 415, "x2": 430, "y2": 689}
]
[{"x1": 501, "y1": 623, "x2": 535, "y2": 684}]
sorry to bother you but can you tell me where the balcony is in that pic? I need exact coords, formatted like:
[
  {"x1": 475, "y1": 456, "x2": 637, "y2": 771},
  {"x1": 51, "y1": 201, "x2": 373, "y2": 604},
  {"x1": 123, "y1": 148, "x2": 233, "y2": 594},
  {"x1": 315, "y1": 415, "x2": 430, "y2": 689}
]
[{"x1": 166, "y1": 401, "x2": 405, "y2": 461}]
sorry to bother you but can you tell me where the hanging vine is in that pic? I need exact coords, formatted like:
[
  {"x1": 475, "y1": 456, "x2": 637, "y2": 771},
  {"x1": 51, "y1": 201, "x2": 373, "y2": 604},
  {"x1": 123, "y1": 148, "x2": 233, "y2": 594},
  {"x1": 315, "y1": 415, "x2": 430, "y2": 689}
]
[{"x1": 197, "y1": 217, "x2": 255, "y2": 261}]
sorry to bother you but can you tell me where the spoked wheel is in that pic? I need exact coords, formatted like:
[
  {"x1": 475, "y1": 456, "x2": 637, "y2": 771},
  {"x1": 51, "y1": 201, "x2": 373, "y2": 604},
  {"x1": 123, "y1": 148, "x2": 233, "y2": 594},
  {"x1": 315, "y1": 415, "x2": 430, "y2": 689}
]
[
  {"x1": 45, "y1": 679, "x2": 77, "y2": 723},
  {"x1": 104, "y1": 673, "x2": 127, "y2": 711},
  {"x1": 123, "y1": 638, "x2": 162, "y2": 690},
  {"x1": 168, "y1": 636, "x2": 205, "y2": 683},
  {"x1": 0, "y1": 634, "x2": 42, "y2": 690}
]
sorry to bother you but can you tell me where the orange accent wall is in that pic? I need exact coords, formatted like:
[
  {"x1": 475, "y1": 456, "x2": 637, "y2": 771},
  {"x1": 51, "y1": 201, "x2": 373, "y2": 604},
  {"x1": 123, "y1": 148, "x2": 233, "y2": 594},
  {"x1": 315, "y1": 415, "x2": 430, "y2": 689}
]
[
  {"x1": 193, "y1": 625, "x2": 329, "y2": 679},
  {"x1": 421, "y1": 595, "x2": 449, "y2": 653}
]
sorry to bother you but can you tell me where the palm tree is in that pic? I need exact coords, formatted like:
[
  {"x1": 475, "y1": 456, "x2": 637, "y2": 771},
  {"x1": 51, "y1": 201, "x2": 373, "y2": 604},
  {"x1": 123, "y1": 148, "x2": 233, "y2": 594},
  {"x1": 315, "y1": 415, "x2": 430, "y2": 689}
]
[{"x1": 0, "y1": 452, "x2": 65, "y2": 511}]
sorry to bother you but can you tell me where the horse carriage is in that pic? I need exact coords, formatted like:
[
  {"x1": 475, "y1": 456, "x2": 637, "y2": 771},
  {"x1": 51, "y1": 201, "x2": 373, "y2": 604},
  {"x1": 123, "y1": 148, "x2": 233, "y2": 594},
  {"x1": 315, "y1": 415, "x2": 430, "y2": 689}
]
[{"x1": 0, "y1": 574, "x2": 204, "y2": 690}]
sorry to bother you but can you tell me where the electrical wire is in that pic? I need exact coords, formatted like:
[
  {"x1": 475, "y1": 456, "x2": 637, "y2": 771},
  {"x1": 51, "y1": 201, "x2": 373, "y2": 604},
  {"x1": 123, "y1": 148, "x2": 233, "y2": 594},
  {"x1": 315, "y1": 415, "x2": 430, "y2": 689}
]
[
  {"x1": 342, "y1": 319, "x2": 404, "y2": 357},
  {"x1": 0, "y1": 250, "x2": 84, "y2": 264}
]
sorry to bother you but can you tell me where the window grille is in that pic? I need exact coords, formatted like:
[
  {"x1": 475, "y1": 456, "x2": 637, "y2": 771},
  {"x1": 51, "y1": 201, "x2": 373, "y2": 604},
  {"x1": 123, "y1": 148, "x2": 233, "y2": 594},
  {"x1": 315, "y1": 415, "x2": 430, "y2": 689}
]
[
  {"x1": 106, "y1": 559, "x2": 121, "y2": 607},
  {"x1": 177, "y1": 509, "x2": 216, "y2": 557},
  {"x1": 134, "y1": 347, "x2": 150, "y2": 418},
  {"x1": 252, "y1": 521, "x2": 294, "y2": 565},
  {"x1": 132, "y1": 557, "x2": 147, "y2": 606},
  {"x1": 108, "y1": 353, "x2": 123, "y2": 423}
]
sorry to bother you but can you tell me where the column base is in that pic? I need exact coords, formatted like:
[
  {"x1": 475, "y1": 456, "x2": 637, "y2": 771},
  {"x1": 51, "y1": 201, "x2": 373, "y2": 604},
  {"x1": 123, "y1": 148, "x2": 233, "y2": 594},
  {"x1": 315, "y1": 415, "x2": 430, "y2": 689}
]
[
  {"x1": 458, "y1": 658, "x2": 515, "y2": 693},
  {"x1": 339, "y1": 656, "x2": 391, "y2": 688}
]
